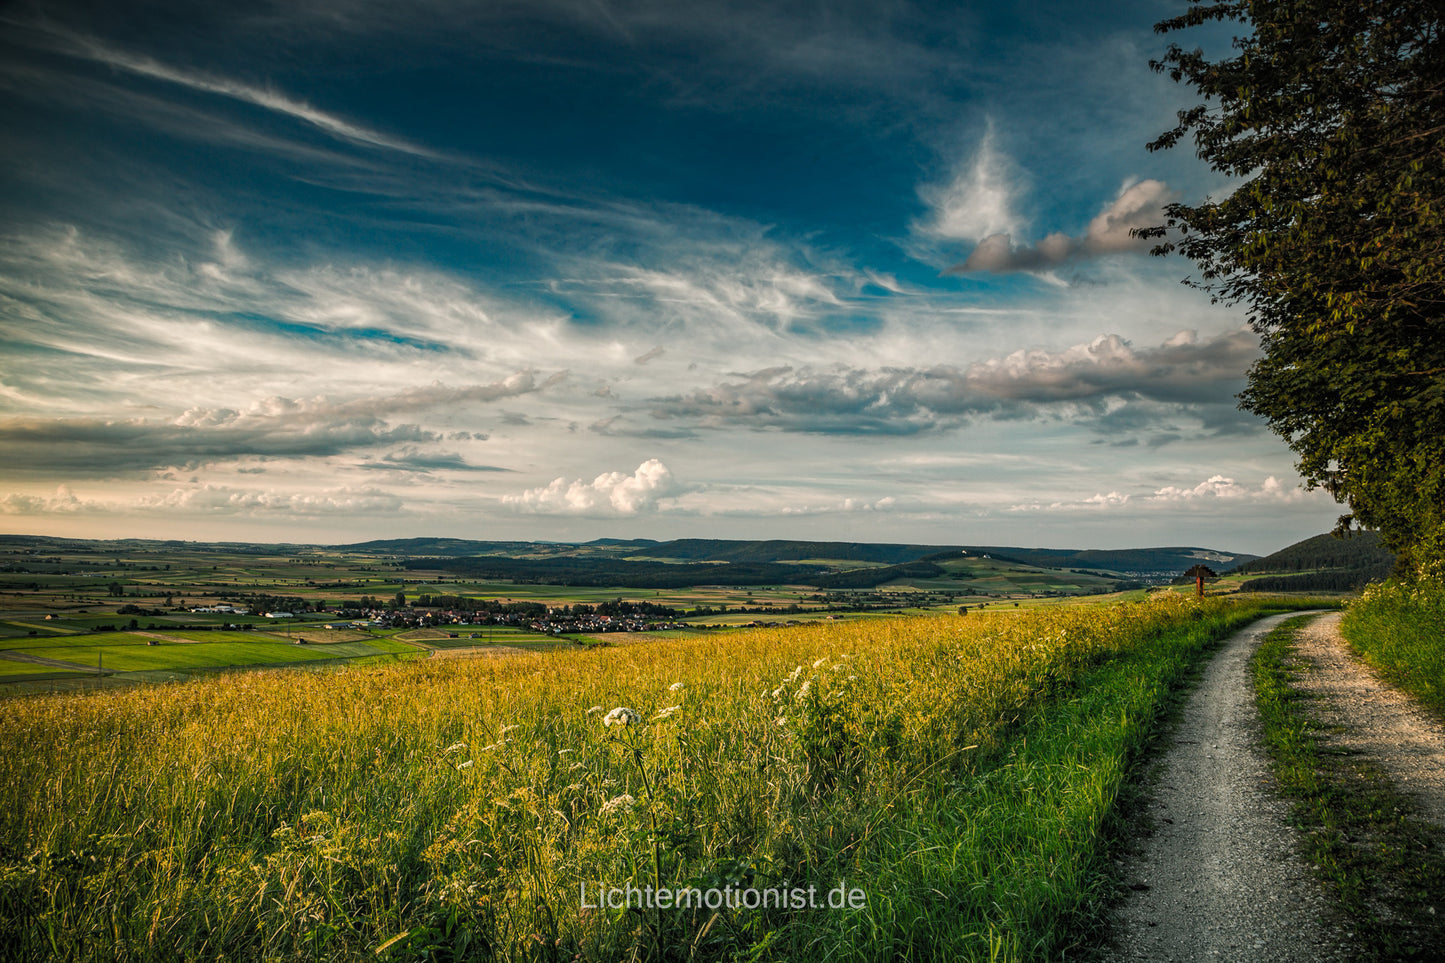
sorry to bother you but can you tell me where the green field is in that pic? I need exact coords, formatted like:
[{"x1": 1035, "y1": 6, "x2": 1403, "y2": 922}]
[
  {"x1": 0, "y1": 660, "x2": 85, "y2": 680},
  {"x1": 1, "y1": 633, "x2": 415, "y2": 673}
]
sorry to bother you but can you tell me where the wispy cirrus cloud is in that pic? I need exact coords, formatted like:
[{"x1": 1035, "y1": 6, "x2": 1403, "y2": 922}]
[
  {"x1": 17, "y1": 25, "x2": 437, "y2": 158},
  {"x1": 916, "y1": 123, "x2": 1026, "y2": 245}
]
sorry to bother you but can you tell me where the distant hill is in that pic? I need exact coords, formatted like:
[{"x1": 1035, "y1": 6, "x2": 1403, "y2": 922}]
[
  {"x1": 402, "y1": 555, "x2": 828, "y2": 589},
  {"x1": 1230, "y1": 531, "x2": 1395, "y2": 592},
  {"x1": 629, "y1": 539, "x2": 957, "y2": 565},
  {"x1": 954, "y1": 545, "x2": 1261, "y2": 575},
  {"x1": 1, "y1": 533, "x2": 1263, "y2": 589},
  {"x1": 334, "y1": 538, "x2": 547, "y2": 557},
  {"x1": 1229, "y1": 531, "x2": 1395, "y2": 574}
]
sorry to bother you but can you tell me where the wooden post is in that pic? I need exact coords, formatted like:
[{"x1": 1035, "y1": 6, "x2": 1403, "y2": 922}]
[{"x1": 1182, "y1": 564, "x2": 1220, "y2": 598}]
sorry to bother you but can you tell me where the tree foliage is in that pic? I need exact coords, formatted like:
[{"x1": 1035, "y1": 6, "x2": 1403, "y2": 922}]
[{"x1": 1143, "y1": 0, "x2": 1445, "y2": 570}]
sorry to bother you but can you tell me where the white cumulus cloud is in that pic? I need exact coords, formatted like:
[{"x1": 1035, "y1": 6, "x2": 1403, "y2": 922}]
[{"x1": 503, "y1": 459, "x2": 685, "y2": 515}]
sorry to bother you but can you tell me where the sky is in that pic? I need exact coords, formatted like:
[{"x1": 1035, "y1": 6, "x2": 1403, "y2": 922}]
[{"x1": 0, "y1": 0, "x2": 1344, "y2": 554}]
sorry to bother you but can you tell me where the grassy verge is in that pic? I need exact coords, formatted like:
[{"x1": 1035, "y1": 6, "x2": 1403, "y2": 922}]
[
  {"x1": 1340, "y1": 574, "x2": 1445, "y2": 718},
  {"x1": 0, "y1": 597, "x2": 1295, "y2": 962},
  {"x1": 1252, "y1": 616, "x2": 1445, "y2": 960}
]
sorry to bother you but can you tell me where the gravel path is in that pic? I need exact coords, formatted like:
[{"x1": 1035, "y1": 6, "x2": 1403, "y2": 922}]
[
  {"x1": 1107, "y1": 611, "x2": 1356, "y2": 962},
  {"x1": 1289, "y1": 612, "x2": 1445, "y2": 827}
]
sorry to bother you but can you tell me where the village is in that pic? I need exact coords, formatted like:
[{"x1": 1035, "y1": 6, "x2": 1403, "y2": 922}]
[{"x1": 190, "y1": 601, "x2": 695, "y2": 637}]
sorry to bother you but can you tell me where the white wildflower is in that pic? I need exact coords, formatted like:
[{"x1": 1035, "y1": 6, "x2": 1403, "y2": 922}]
[
  {"x1": 812, "y1": 657, "x2": 827, "y2": 668},
  {"x1": 797, "y1": 680, "x2": 813, "y2": 701},
  {"x1": 603, "y1": 707, "x2": 640, "y2": 727},
  {"x1": 499, "y1": 724, "x2": 520, "y2": 735},
  {"x1": 557, "y1": 748, "x2": 574, "y2": 755},
  {"x1": 654, "y1": 705, "x2": 681, "y2": 720},
  {"x1": 456, "y1": 760, "x2": 473, "y2": 770},
  {"x1": 586, "y1": 705, "x2": 604, "y2": 715},
  {"x1": 771, "y1": 686, "x2": 786, "y2": 701},
  {"x1": 668, "y1": 682, "x2": 685, "y2": 692},
  {"x1": 599, "y1": 793, "x2": 636, "y2": 817},
  {"x1": 443, "y1": 742, "x2": 466, "y2": 753},
  {"x1": 787, "y1": 665, "x2": 804, "y2": 683}
]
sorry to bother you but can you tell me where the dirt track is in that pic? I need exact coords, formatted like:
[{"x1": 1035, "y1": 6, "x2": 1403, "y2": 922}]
[{"x1": 1108, "y1": 611, "x2": 1356, "y2": 961}]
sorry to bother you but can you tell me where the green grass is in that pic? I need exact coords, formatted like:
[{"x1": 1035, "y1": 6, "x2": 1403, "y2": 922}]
[
  {"x1": 0, "y1": 632, "x2": 159, "y2": 651},
  {"x1": 1340, "y1": 575, "x2": 1445, "y2": 718},
  {"x1": 1253, "y1": 616, "x2": 1445, "y2": 960},
  {"x1": 0, "y1": 662, "x2": 86, "y2": 680},
  {"x1": 7, "y1": 637, "x2": 413, "y2": 672}
]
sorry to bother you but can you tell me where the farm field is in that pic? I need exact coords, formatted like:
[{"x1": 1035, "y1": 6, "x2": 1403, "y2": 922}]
[
  {"x1": 0, "y1": 593, "x2": 1319, "y2": 961},
  {"x1": 0, "y1": 661, "x2": 85, "y2": 680}
]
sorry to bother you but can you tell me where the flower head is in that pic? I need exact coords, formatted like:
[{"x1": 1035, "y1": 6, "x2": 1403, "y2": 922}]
[
  {"x1": 586, "y1": 705, "x2": 604, "y2": 715},
  {"x1": 654, "y1": 705, "x2": 681, "y2": 720},
  {"x1": 599, "y1": 793, "x2": 636, "y2": 817},
  {"x1": 603, "y1": 707, "x2": 640, "y2": 727},
  {"x1": 668, "y1": 682, "x2": 685, "y2": 692}
]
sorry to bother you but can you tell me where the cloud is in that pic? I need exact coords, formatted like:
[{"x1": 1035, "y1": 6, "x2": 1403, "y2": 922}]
[
  {"x1": 1009, "y1": 475, "x2": 1309, "y2": 514},
  {"x1": 32, "y1": 29, "x2": 436, "y2": 158},
  {"x1": 0, "y1": 482, "x2": 405, "y2": 517},
  {"x1": 0, "y1": 485, "x2": 101, "y2": 514},
  {"x1": 951, "y1": 179, "x2": 1175, "y2": 274},
  {"x1": 1149, "y1": 474, "x2": 1306, "y2": 503},
  {"x1": 0, "y1": 376, "x2": 541, "y2": 475},
  {"x1": 355, "y1": 446, "x2": 511, "y2": 473},
  {"x1": 917, "y1": 124, "x2": 1024, "y2": 243},
  {"x1": 503, "y1": 459, "x2": 686, "y2": 515},
  {"x1": 137, "y1": 484, "x2": 406, "y2": 516},
  {"x1": 650, "y1": 329, "x2": 1258, "y2": 435}
]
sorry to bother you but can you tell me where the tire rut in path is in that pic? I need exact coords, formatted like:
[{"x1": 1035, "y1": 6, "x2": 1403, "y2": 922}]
[{"x1": 1107, "y1": 611, "x2": 1354, "y2": 962}]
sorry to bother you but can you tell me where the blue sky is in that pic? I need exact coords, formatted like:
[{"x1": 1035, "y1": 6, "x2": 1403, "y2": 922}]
[{"x1": 0, "y1": 0, "x2": 1341, "y2": 553}]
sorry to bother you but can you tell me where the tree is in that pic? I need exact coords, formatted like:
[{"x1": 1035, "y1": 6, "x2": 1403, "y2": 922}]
[{"x1": 1141, "y1": 0, "x2": 1445, "y2": 570}]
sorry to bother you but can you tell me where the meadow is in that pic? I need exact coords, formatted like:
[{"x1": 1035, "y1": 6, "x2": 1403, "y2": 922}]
[
  {"x1": 1340, "y1": 565, "x2": 1445, "y2": 718},
  {"x1": 0, "y1": 593, "x2": 1308, "y2": 961}
]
